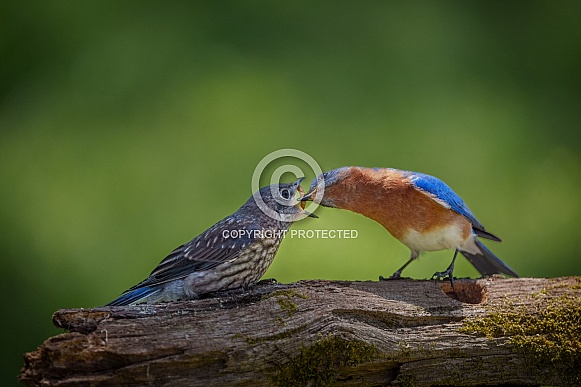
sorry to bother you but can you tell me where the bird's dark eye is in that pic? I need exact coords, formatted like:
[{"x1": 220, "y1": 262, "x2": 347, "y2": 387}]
[{"x1": 280, "y1": 189, "x2": 291, "y2": 199}]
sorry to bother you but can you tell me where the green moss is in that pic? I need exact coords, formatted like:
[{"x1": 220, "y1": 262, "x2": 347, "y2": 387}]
[
  {"x1": 393, "y1": 374, "x2": 417, "y2": 387},
  {"x1": 265, "y1": 289, "x2": 308, "y2": 318},
  {"x1": 459, "y1": 291, "x2": 581, "y2": 385},
  {"x1": 275, "y1": 316, "x2": 286, "y2": 326},
  {"x1": 271, "y1": 336, "x2": 378, "y2": 387},
  {"x1": 571, "y1": 277, "x2": 581, "y2": 290}
]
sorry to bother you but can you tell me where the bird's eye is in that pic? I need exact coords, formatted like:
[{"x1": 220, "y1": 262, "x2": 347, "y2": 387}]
[{"x1": 280, "y1": 189, "x2": 291, "y2": 199}]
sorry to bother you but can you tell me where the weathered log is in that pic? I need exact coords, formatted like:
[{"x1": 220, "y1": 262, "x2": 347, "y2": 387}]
[{"x1": 19, "y1": 277, "x2": 581, "y2": 386}]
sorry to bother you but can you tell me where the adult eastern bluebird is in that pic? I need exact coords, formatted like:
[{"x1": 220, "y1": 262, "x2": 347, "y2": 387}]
[
  {"x1": 301, "y1": 167, "x2": 517, "y2": 286},
  {"x1": 106, "y1": 178, "x2": 315, "y2": 306}
]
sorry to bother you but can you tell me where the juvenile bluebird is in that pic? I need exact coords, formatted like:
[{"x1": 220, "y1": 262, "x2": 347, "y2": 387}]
[
  {"x1": 106, "y1": 179, "x2": 315, "y2": 306},
  {"x1": 301, "y1": 167, "x2": 517, "y2": 285}
]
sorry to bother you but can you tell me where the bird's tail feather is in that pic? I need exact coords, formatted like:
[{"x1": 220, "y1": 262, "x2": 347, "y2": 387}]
[
  {"x1": 461, "y1": 240, "x2": 518, "y2": 277},
  {"x1": 473, "y1": 228, "x2": 502, "y2": 242},
  {"x1": 106, "y1": 286, "x2": 159, "y2": 306}
]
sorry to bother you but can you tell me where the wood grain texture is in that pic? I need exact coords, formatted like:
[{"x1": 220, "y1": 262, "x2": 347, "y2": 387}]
[{"x1": 19, "y1": 277, "x2": 581, "y2": 386}]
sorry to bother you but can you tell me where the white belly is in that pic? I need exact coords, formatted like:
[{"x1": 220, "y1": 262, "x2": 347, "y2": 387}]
[{"x1": 401, "y1": 224, "x2": 468, "y2": 252}]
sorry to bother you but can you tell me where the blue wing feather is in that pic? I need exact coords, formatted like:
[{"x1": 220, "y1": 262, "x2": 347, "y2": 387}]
[
  {"x1": 402, "y1": 171, "x2": 484, "y2": 229},
  {"x1": 106, "y1": 286, "x2": 159, "y2": 306}
]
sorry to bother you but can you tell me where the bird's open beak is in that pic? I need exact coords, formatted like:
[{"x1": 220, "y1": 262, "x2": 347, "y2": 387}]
[
  {"x1": 295, "y1": 180, "x2": 318, "y2": 218},
  {"x1": 296, "y1": 184, "x2": 306, "y2": 210}
]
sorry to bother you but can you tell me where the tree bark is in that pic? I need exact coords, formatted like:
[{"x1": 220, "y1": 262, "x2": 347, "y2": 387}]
[{"x1": 19, "y1": 277, "x2": 581, "y2": 386}]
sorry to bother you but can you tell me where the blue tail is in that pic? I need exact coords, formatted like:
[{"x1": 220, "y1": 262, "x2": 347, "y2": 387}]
[
  {"x1": 461, "y1": 240, "x2": 518, "y2": 277},
  {"x1": 106, "y1": 286, "x2": 159, "y2": 306}
]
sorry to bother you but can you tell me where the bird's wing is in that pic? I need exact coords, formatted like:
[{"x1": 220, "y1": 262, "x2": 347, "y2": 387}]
[
  {"x1": 403, "y1": 171, "x2": 485, "y2": 230},
  {"x1": 124, "y1": 217, "x2": 257, "y2": 292}
]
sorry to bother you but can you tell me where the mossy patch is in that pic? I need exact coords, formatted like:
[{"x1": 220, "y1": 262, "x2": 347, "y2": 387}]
[
  {"x1": 393, "y1": 373, "x2": 417, "y2": 387},
  {"x1": 265, "y1": 289, "x2": 308, "y2": 317},
  {"x1": 271, "y1": 336, "x2": 378, "y2": 387},
  {"x1": 459, "y1": 288, "x2": 581, "y2": 385}
]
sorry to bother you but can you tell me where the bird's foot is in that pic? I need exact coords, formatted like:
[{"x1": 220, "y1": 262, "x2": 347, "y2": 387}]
[
  {"x1": 379, "y1": 271, "x2": 402, "y2": 281},
  {"x1": 432, "y1": 268, "x2": 455, "y2": 289},
  {"x1": 257, "y1": 278, "x2": 278, "y2": 285}
]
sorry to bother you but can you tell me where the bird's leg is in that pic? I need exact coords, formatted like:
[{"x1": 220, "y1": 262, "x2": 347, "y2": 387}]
[
  {"x1": 379, "y1": 253, "x2": 416, "y2": 281},
  {"x1": 432, "y1": 250, "x2": 459, "y2": 288}
]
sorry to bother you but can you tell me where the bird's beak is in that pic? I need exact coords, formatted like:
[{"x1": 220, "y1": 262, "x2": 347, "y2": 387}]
[
  {"x1": 299, "y1": 187, "x2": 317, "y2": 202},
  {"x1": 295, "y1": 179, "x2": 318, "y2": 218},
  {"x1": 296, "y1": 181, "x2": 307, "y2": 210},
  {"x1": 304, "y1": 210, "x2": 318, "y2": 218}
]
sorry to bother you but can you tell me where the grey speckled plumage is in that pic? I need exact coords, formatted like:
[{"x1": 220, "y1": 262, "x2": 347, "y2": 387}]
[{"x1": 106, "y1": 179, "x2": 312, "y2": 306}]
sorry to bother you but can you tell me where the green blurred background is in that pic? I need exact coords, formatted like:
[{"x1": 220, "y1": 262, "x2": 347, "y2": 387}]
[{"x1": 2, "y1": 1, "x2": 580, "y2": 384}]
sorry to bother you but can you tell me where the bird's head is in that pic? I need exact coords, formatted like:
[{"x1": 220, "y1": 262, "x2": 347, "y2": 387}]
[
  {"x1": 251, "y1": 178, "x2": 317, "y2": 222},
  {"x1": 300, "y1": 167, "x2": 352, "y2": 208}
]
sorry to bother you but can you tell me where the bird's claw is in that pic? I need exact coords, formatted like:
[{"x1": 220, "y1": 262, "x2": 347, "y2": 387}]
[
  {"x1": 432, "y1": 269, "x2": 455, "y2": 289},
  {"x1": 379, "y1": 272, "x2": 402, "y2": 281}
]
